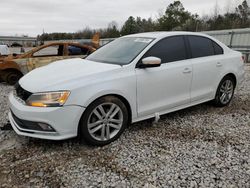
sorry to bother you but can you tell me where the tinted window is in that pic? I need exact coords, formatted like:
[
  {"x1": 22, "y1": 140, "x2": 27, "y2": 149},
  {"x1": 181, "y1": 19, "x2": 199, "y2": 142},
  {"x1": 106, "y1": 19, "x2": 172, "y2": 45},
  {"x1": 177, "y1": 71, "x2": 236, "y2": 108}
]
[
  {"x1": 188, "y1": 36, "x2": 214, "y2": 58},
  {"x1": 143, "y1": 36, "x2": 187, "y2": 63},
  {"x1": 68, "y1": 46, "x2": 89, "y2": 55},
  {"x1": 213, "y1": 41, "x2": 224, "y2": 55}
]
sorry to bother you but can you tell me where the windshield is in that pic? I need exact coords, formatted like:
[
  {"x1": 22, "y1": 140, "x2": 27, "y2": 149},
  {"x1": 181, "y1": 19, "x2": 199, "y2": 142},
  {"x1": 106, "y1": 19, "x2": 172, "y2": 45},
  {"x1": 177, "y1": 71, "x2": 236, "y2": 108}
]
[{"x1": 86, "y1": 37, "x2": 154, "y2": 65}]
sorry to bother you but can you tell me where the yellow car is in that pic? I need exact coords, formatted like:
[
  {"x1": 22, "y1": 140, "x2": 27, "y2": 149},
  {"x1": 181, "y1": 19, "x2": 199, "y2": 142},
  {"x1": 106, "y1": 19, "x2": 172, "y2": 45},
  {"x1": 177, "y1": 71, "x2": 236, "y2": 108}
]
[{"x1": 0, "y1": 34, "x2": 99, "y2": 85}]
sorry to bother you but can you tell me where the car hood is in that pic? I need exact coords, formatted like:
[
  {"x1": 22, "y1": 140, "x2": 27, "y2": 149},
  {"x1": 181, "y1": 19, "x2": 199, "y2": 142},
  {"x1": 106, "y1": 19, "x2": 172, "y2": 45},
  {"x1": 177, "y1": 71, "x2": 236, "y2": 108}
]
[{"x1": 19, "y1": 58, "x2": 121, "y2": 92}]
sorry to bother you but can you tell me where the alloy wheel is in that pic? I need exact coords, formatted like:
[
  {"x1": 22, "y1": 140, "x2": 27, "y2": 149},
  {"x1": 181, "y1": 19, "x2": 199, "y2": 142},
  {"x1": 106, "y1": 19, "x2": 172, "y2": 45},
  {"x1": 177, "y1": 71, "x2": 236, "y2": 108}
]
[
  {"x1": 87, "y1": 103, "x2": 123, "y2": 141},
  {"x1": 219, "y1": 79, "x2": 234, "y2": 105}
]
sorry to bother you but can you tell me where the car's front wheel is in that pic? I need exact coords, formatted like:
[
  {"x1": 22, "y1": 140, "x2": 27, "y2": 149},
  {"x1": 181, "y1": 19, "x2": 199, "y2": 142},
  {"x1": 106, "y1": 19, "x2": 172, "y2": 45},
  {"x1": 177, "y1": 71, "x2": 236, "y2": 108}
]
[
  {"x1": 79, "y1": 96, "x2": 128, "y2": 146},
  {"x1": 213, "y1": 75, "x2": 236, "y2": 107},
  {"x1": 3, "y1": 70, "x2": 22, "y2": 85}
]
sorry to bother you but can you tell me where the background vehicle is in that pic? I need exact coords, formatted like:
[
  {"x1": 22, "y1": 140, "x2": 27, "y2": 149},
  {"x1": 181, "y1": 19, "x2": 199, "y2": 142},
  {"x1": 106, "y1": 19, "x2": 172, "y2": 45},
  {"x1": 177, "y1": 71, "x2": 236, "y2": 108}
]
[
  {"x1": 0, "y1": 34, "x2": 100, "y2": 85},
  {"x1": 0, "y1": 45, "x2": 10, "y2": 82},
  {"x1": 9, "y1": 32, "x2": 245, "y2": 146},
  {"x1": 0, "y1": 45, "x2": 10, "y2": 57},
  {"x1": 10, "y1": 42, "x2": 23, "y2": 47}
]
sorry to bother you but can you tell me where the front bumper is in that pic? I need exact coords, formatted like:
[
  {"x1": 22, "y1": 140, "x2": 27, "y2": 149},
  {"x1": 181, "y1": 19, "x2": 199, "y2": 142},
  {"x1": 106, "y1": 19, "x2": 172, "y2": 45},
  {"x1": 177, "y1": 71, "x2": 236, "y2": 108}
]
[{"x1": 8, "y1": 91, "x2": 85, "y2": 140}]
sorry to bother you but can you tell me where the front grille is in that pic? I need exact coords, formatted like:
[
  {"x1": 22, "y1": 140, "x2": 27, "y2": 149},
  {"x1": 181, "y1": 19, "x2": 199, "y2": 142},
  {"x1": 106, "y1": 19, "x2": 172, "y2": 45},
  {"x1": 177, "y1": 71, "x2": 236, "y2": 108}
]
[{"x1": 14, "y1": 83, "x2": 32, "y2": 101}]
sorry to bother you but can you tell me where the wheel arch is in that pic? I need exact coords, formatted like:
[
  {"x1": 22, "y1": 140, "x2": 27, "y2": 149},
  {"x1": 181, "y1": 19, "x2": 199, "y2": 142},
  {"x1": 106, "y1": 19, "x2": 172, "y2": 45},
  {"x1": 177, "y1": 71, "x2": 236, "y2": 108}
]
[
  {"x1": 77, "y1": 93, "x2": 133, "y2": 137},
  {"x1": 1, "y1": 68, "x2": 23, "y2": 78},
  {"x1": 82, "y1": 93, "x2": 132, "y2": 123},
  {"x1": 224, "y1": 73, "x2": 237, "y2": 86},
  {"x1": 2, "y1": 68, "x2": 23, "y2": 74},
  {"x1": 213, "y1": 72, "x2": 237, "y2": 107},
  {"x1": 217, "y1": 72, "x2": 237, "y2": 89},
  {"x1": 214, "y1": 72, "x2": 237, "y2": 99}
]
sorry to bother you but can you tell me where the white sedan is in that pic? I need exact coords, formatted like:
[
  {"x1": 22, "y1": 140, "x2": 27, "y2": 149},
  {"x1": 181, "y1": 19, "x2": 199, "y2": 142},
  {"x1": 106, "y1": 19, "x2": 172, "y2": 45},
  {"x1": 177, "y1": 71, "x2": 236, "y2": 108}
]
[{"x1": 8, "y1": 32, "x2": 245, "y2": 145}]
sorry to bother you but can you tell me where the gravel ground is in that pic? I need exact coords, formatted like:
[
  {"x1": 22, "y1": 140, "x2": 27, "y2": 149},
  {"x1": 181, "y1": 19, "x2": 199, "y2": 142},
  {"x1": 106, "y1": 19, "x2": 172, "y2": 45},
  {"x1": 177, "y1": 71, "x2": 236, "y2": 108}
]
[{"x1": 0, "y1": 66, "x2": 250, "y2": 188}]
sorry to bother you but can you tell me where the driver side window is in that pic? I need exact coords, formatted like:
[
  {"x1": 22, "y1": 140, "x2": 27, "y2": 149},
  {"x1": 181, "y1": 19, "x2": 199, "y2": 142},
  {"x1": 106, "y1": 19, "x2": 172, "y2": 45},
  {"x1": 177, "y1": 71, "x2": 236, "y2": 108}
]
[
  {"x1": 143, "y1": 36, "x2": 187, "y2": 64},
  {"x1": 33, "y1": 45, "x2": 64, "y2": 57}
]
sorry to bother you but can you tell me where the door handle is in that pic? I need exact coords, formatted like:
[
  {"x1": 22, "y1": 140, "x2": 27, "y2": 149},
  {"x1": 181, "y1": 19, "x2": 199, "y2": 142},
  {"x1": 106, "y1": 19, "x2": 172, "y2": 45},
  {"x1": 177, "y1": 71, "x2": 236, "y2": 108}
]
[
  {"x1": 183, "y1": 68, "x2": 192, "y2": 74},
  {"x1": 216, "y1": 62, "x2": 222, "y2": 67}
]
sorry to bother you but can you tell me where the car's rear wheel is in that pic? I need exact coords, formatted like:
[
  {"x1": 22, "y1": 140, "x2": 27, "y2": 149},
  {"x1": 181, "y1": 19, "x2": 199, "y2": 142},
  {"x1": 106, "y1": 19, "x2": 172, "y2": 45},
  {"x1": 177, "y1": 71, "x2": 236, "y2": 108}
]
[
  {"x1": 213, "y1": 76, "x2": 236, "y2": 107},
  {"x1": 79, "y1": 96, "x2": 128, "y2": 146}
]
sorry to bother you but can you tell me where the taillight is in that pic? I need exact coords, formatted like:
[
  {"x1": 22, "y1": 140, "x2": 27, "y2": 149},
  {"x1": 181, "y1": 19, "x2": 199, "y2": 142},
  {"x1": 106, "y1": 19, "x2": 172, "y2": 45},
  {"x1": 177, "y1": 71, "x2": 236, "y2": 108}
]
[{"x1": 241, "y1": 55, "x2": 245, "y2": 62}]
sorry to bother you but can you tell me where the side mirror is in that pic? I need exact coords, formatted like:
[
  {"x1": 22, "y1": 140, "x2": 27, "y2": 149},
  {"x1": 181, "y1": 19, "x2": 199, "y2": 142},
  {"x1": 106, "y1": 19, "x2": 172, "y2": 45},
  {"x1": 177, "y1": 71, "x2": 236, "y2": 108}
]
[{"x1": 139, "y1": 56, "x2": 161, "y2": 68}]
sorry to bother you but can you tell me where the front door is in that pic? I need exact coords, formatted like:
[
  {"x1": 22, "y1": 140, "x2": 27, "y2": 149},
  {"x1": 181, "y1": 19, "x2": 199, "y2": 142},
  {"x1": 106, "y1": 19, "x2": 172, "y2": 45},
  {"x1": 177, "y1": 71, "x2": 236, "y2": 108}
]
[
  {"x1": 136, "y1": 36, "x2": 193, "y2": 117},
  {"x1": 27, "y1": 44, "x2": 65, "y2": 72}
]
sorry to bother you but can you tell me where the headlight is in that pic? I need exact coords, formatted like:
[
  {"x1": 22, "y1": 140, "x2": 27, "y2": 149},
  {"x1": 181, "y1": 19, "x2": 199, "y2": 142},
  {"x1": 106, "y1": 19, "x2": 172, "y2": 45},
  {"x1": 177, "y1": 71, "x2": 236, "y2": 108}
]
[{"x1": 26, "y1": 91, "x2": 70, "y2": 107}]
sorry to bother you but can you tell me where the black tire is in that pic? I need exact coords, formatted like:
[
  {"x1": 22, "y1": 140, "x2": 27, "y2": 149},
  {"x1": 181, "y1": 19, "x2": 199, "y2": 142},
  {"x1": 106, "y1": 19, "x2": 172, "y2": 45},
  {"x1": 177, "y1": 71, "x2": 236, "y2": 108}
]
[
  {"x1": 213, "y1": 75, "x2": 236, "y2": 107},
  {"x1": 4, "y1": 71, "x2": 22, "y2": 85},
  {"x1": 79, "y1": 96, "x2": 129, "y2": 146}
]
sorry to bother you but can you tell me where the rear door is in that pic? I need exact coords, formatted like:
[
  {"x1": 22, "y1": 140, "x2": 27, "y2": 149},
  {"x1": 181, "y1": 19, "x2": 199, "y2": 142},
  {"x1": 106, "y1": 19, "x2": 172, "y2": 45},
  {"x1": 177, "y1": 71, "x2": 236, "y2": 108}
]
[
  {"x1": 187, "y1": 35, "x2": 224, "y2": 102},
  {"x1": 136, "y1": 36, "x2": 193, "y2": 117}
]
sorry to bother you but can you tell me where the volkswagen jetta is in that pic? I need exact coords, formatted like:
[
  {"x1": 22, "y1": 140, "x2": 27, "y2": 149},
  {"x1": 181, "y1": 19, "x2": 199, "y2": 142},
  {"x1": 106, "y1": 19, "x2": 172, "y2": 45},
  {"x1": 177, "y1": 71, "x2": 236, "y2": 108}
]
[{"x1": 8, "y1": 32, "x2": 245, "y2": 145}]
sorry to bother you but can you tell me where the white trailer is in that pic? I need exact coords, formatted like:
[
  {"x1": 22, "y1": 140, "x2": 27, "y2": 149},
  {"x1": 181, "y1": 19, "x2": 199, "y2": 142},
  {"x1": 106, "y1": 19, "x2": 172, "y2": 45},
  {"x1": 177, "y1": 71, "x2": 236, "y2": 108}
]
[
  {"x1": 0, "y1": 45, "x2": 10, "y2": 55},
  {"x1": 204, "y1": 28, "x2": 250, "y2": 62}
]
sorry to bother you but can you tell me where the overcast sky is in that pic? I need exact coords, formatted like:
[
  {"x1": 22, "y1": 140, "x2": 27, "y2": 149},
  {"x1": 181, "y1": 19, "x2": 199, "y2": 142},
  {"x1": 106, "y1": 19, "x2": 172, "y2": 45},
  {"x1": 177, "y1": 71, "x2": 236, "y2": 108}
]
[{"x1": 0, "y1": 0, "x2": 243, "y2": 36}]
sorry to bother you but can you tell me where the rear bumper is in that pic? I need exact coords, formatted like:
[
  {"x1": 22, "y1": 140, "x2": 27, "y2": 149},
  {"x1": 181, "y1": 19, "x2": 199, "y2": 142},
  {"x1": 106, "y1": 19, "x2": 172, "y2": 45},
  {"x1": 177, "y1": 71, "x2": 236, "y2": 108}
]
[{"x1": 9, "y1": 91, "x2": 85, "y2": 140}]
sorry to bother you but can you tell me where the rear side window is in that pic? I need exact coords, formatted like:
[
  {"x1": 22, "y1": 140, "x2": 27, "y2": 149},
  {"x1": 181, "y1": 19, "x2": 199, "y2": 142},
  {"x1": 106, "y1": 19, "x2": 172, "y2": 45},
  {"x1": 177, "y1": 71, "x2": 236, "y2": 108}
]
[
  {"x1": 188, "y1": 36, "x2": 214, "y2": 58},
  {"x1": 143, "y1": 36, "x2": 187, "y2": 63},
  {"x1": 213, "y1": 41, "x2": 224, "y2": 55}
]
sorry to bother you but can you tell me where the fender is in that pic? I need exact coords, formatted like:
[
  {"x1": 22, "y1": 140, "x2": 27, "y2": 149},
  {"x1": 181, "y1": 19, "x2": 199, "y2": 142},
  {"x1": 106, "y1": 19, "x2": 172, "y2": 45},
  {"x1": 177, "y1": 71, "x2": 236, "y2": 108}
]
[
  {"x1": 0, "y1": 60, "x2": 21, "y2": 71},
  {"x1": 78, "y1": 89, "x2": 137, "y2": 120}
]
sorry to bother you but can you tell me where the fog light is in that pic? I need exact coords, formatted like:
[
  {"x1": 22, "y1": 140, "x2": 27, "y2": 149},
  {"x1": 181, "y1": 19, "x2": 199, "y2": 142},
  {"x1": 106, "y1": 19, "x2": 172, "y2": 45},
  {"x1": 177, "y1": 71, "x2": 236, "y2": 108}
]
[{"x1": 38, "y1": 123, "x2": 55, "y2": 132}]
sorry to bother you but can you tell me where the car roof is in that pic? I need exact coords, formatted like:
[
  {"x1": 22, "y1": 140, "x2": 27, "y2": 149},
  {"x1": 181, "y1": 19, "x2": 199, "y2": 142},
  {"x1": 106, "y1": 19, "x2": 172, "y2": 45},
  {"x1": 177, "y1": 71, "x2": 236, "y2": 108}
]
[
  {"x1": 122, "y1": 31, "x2": 211, "y2": 39},
  {"x1": 122, "y1": 31, "x2": 230, "y2": 53},
  {"x1": 43, "y1": 42, "x2": 84, "y2": 45}
]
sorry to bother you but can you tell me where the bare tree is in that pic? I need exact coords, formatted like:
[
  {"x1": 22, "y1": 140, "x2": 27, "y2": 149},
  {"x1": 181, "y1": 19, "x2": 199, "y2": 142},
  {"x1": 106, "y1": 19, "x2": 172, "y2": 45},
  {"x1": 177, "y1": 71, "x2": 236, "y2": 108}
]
[
  {"x1": 108, "y1": 21, "x2": 119, "y2": 29},
  {"x1": 224, "y1": 0, "x2": 233, "y2": 13},
  {"x1": 213, "y1": 0, "x2": 220, "y2": 18}
]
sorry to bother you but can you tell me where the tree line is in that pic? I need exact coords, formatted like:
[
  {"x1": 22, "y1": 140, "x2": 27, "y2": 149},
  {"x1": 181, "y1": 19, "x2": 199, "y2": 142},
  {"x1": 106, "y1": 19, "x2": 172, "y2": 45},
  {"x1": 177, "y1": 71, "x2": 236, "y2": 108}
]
[{"x1": 38, "y1": 0, "x2": 250, "y2": 41}]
